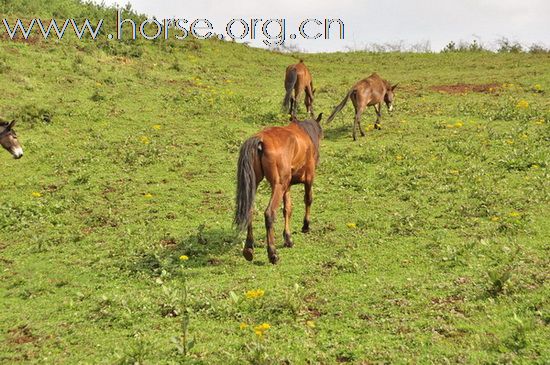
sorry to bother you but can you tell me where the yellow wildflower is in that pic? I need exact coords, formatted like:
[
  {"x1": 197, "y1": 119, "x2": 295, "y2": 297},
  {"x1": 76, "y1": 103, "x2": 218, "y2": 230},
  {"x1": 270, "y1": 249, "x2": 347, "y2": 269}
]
[
  {"x1": 346, "y1": 223, "x2": 357, "y2": 229},
  {"x1": 256, "y1": 323, "x2": 270, "y2": 331},
  {"x1": 245, "y1": 289, "x2": 265, "y2": 299},
  {"x1": 239, "y1": 322, "x2": 248, "y2": 330},
  {"x1": 395, "y1": 155, "x2": 404, "y2": 161},
  {"x1": 490, "y1": 216, "x2": 500, "y2": 222},
  {"x1": 508, "y1": 211, "x2": 521, "y2": 218},
  {"x1": 505, "y1": 139, "x2": 514, "y2": 145},
  {"x1": 140, "y1": 136, "x2": 150, "y2": 144},
  {"x1": 449, "y1": 169, "x2": 460, "y2": 175},
  {"x1": 531, "y1": 164, "x2": 540, "y2": 169},
  {"x1": 306, "y1": 321, "x2": 316, "y2": 328},
  {"x1": 144, "y1": 193, "x2": 153, "y2": 199},
  {"x1": 534, "y1": 119, "x2": 544, "y2": 125},
  {"x1": 253, "y1": 323, "x2": 271, "y2": 337},
  {"x1": 533, "y1": 84, "x2": 542, "y2": 91},
  {"x1": 516, "y1": 99, "x2": 529, "y2": 109},
  {"x1": 31, "y1": 192, "x2": 42, "y2": 198},
  {"x1": 454, "y1": 121, "x2": 464, "y2": 128},
  {"x1": 152, "y1": 124, "x2": 161, "y2": 130},
  {"x1": 179, "y1": 255, "x2": 189, "y2": 261}
]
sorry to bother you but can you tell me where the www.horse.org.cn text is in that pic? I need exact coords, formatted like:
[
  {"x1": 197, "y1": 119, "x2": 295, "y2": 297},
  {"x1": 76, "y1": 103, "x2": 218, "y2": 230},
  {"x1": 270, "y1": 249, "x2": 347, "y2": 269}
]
[{"x1": 1, "y1": 10, "x2": 345, "y2": 46}]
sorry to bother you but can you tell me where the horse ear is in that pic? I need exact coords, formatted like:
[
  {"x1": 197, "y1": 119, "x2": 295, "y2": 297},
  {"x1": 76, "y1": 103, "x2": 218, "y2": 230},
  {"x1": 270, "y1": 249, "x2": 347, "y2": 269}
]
[
  {"x1": 316, "y1": 113, "x2": 323, "y2": 123},
  {"x1": 391, "y1": 83, "x2": 399, "y2": 91},
  {"x1": 8, "y1": 120, "x2": 16, "y2": 129}
]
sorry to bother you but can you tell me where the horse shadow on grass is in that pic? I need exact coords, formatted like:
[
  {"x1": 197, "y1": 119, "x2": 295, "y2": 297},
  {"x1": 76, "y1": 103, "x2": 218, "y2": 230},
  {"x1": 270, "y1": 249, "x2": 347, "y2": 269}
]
[
  {"x1": 128, "y1": 224, "x2": 250, "y2": 277},
  {"x1": 323, "y1": 123, "x2": 352, "y2": 140}
]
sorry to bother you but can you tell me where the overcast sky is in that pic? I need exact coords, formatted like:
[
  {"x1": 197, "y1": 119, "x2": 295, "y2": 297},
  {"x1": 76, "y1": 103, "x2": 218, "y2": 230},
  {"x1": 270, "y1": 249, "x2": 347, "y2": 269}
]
[{"x1": 95, "y1": 0, "x2": 549, "y2": 52}]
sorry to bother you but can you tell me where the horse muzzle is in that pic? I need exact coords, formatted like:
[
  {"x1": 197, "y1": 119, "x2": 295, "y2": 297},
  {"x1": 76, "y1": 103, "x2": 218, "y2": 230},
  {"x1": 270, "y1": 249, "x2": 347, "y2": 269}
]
[{"x1": 12, "y1": 147, "x2": 23, "y2": 159}]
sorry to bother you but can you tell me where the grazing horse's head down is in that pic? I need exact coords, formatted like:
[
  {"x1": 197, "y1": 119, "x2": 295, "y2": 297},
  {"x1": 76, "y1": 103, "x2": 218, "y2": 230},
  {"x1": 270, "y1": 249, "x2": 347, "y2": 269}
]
[
  {"x1": 0, "y1": 120, "x2": 23, "y2": 159},
  {"x1": 235, "y1": 113, "x2": 323, "y2": 264},
  {"x1": 384, "y1": 82, "x2": 398, "y2": 112}
]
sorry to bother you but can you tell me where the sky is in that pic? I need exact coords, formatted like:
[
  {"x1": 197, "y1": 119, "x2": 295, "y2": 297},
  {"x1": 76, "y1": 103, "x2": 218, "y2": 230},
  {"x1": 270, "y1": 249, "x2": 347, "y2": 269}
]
[{"x1": 94, "y1": 0, "x2": 550, "y2": 52}]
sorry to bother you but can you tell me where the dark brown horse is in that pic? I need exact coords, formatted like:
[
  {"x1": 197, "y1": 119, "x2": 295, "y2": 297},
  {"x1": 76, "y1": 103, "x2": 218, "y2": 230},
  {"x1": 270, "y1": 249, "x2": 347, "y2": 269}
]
[
  {"x1": 327, "y1": 73, "x2": 398, "y2": 140},
  {"x1": 235, "y1": 113, "x2": 323, "y2": 264},
  {"x1": 0, "y1": 120, "x2": 23, "y2": 159},
  {"x1": 283, "y1": 60, "x2": 315, "y2": 118}
]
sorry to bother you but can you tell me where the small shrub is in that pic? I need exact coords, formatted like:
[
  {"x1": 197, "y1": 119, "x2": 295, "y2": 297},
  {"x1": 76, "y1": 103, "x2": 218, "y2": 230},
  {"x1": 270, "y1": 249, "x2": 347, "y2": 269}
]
[
  {"x1": 497, "y1": 38, "x2": 523, "y2": 53},
  {"x1": 16, "y1": 105, "x2": 53, "y2": 125},
  {"x1": 487, "y1": 266, "x2": 512, "y2": 297}
]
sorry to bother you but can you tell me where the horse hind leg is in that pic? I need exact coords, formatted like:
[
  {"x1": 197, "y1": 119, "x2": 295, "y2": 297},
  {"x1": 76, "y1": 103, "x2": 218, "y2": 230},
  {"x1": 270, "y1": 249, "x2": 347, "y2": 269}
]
[
  {"x1": 302, "y1": 181, "x2": 313, "y2": 233},
  {"x1": 282, "y1": 189, "x2": 293, "y2": 248},
  {"x1": 294, "y1": 89, "x2": 303, "y2": 116},
  {"x1": 305, "y1": 87, "x2": 314, "y2": 117},
  {"x1": 355, "y1": 109, "x2": 366, "y2": 137},
  {"x1": 350, "y1": 92, "x2": 365, "y2": 141},
  {"x1": 265, "y1": 183, "x2": 284, "y2": 264},
  {"x1": 243, "y1": 223, "x2": 255, "y2": 261}
]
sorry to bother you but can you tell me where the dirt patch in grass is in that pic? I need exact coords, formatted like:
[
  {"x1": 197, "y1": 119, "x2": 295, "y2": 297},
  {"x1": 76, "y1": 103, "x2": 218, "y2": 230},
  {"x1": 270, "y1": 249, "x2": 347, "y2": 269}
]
[
  {"x1": 7, "y1": 325, "x2": 37, "y2": 345},
  {"x1": 430, "y1": 83, "x2": 501, "y2": 94}
]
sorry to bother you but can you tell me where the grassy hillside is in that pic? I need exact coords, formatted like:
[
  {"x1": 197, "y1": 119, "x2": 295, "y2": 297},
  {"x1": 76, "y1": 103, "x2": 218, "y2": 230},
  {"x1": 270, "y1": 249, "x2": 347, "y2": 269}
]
[{"x1": 1, "y1": 1, "x2": 549, "y2": 364}]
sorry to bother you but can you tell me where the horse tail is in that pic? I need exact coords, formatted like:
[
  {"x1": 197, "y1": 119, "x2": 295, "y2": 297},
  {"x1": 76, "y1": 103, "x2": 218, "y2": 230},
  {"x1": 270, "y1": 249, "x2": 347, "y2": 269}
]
[
  {"x1": 235, "y1": 136, "x2": 262, "y2": 231},
  {"x1": 283, "y1": 67, "x2": 298, "y2": 111},
  {"x1": 326, "y1": 90, "x2": 353, "y2": 123}
]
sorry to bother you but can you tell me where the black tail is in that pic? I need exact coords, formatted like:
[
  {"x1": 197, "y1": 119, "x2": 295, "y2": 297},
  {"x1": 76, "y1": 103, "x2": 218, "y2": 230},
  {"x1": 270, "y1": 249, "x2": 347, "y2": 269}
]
[
  {"x1": 283, "y1": 68, "x2": 298, "y2": 111},
  {"x1": 326, "y1": 90, "x2": 352, "y2": 123},
  {"x1": 235, "y1": 137, "x2": 261, "y2": 231}
]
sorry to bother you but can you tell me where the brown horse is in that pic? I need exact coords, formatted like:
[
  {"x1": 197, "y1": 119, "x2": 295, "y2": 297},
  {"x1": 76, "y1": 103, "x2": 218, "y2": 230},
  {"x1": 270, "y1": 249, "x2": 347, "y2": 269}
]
[
  {"x1": 0, "y1": 120, "x2": 23, "y2": 159},
  {"x1": 235, "y1": 113, "x2": 323, "y2": 264},
  {"x1": 327, "y1": 73, "x2": 398, "y2": 140},
  {"x1": 283, "y1": 60, "x2": 315, "y2": 118}
]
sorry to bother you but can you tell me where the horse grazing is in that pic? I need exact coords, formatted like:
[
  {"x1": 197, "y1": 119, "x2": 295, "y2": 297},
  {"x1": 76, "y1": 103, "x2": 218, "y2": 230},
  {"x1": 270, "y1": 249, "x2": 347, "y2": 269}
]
[
  {"x1": 327, "y1": 73, "x2": 398, "y2": 140},
  {"x1": 283, "y1": 60, "x2": 315, "y2": 118},
  {"x1": 235, "y1": 113, "x2": 323, "y2": 264},
  {"x1": 0, "y1": 120, "x2": 23, "y2": 159}
]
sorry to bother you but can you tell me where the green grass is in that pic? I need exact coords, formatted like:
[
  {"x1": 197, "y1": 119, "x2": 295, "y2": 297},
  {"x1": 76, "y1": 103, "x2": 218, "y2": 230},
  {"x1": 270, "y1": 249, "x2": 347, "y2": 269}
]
[{"x1": 1, "y1": 2, "x2": 550, "y2": 364}]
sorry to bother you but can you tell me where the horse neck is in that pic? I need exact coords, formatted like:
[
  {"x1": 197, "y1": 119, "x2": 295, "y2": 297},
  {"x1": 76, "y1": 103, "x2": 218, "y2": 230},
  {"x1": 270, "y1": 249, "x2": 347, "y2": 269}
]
[{"x1": 296, "y1": 121, "x2": 321, "y2": 157}]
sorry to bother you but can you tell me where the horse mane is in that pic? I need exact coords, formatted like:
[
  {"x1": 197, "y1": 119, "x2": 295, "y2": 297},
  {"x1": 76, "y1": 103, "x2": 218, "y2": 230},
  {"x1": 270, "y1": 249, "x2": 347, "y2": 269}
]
[{"x1": 296, "y1": 120, "x2": 322, "y2": 164}]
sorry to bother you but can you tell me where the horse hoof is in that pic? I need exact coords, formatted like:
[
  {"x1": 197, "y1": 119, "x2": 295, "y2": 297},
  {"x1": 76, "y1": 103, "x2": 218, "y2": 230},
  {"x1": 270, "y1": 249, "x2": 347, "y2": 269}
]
[
  {"x1": 301, "y1": 226, "x2": 310, "y2": 234},
  {"x1": 269, "y1": 254, "x2": 279, "y2": 265},
  {"x1": 243, "y1": 248, "x2": 254, "y2": 261},
  {"x1": 284, "y1": 240, "x2": 294, "y2": 248}
]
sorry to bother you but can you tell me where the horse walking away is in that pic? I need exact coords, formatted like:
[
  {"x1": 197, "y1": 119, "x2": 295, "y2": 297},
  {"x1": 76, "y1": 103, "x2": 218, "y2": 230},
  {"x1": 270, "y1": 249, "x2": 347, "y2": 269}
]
[
  {"x1": 235, "y1": 113, "x2": 323, "y2": 264},
  {"x1": 0, "y1": 120, "x2": 23, "y2": 159},
  {"x1": 327, "y1": 73, "x2": 398, "y2": 140},
  {"x1": 283, "y1": 60, "x2": 315, "y2": 118}
]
